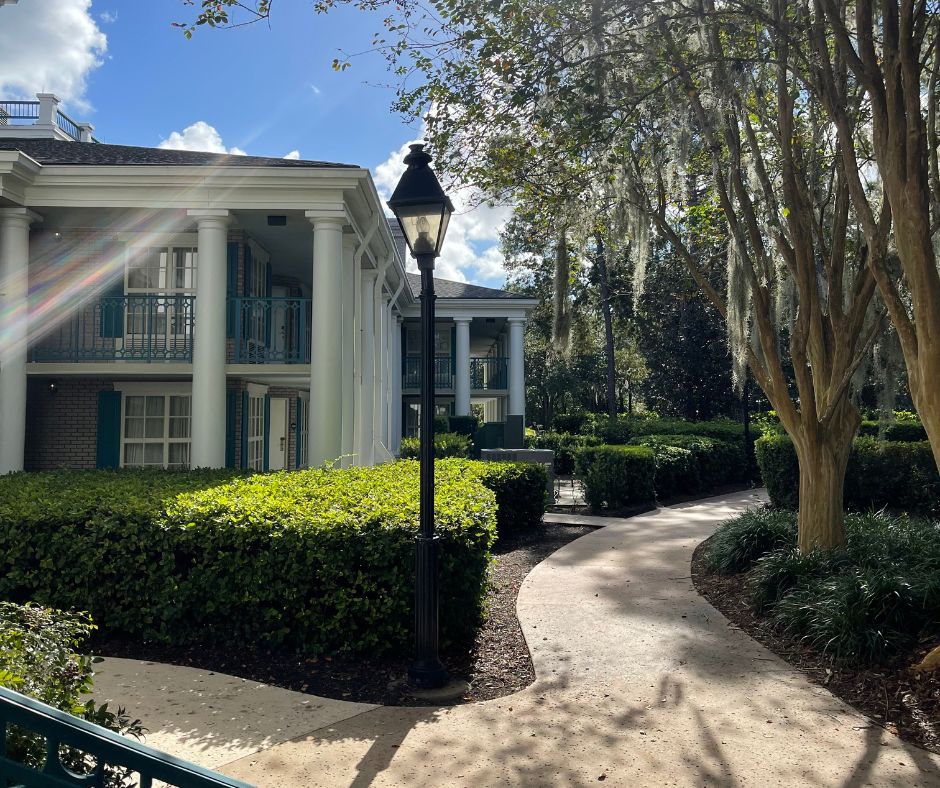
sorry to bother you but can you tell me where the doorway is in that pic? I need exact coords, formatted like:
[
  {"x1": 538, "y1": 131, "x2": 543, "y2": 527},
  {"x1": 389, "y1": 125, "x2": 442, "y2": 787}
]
[{"x1": 268, "y1": 397, "x2": 289, "y2": 470}]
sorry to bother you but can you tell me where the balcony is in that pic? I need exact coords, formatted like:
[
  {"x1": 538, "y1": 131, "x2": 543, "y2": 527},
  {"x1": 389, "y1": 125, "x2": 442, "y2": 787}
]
[
  {"x1": 402, "y1": 356, "x2": 508, "y2": 390},
  {"x1": 30, "y1": 295, "x2": 312, "y2": 365},
  {"x1": 0, "y1": 100, "x2": 99, "y2": 142}
]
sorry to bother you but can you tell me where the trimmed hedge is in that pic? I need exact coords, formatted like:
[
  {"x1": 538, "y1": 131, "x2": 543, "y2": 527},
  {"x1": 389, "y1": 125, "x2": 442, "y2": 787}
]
[
  {"x1": 0, "y1": 466, "x2": 496, "y2": 656},
  {"x1": 631, "y1": 434, "x2": 748, "y2": 489},
  {"x1": 857, "y1": 420, "x2": 928, "y2": 442},
  {"x1": 646, "y1": 444, "x2": 700, "y2": 496},
  {"x1": 525, "y1": 431, "x2": 602, "y2": 474},
  {"x1": 551, "y1": 413, "x2": 589, "y2": 434},
  {"x1": 442, "y1": 458, "x2": 547, "y2": 537},
  {"x1": 400, "y1": 432, "x2": 472, "y2": 459},
  {"x1": 575, "y1": 445, "x2": 656, "y2": 510},
  {"x1": 755, "y1": 434, "x2": 940, "y2": 515}
]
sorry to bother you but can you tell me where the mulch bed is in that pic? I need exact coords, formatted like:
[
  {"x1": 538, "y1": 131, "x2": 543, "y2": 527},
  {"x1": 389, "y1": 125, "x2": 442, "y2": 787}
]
[
  {"x1": 96, "y1": 522, "x2": 596, "y2": 707},
  {"x1": 691, "y1": 536, "x2": 940, "y2": 755}
]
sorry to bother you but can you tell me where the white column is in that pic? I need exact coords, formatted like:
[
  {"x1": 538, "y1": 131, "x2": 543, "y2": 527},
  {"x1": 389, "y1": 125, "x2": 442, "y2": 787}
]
[
  {"x1": 508, "y1": 317, "x2": 526, "y2": 418},
  {"x1": 384, "y1": 299, "x2": 394, "y2": 447},
  {"x1": 0, "y1": 208, "x2": 37, "y2": 474},
  {"x1": 188, "y1": 210, "x2": 230, "y2": 468},
  {"x1": 306, "y1": 215, "x2": 345, "y2": 467},
  {"x1": 373, "y1": 286, "x2": 387, "y2": 451},
  {"x1": 391, "y1": 314, "x2": 402, "y2": 453},
  {"x1": 454, "y1": 317, "x2": 471, "y2": 416},
  {"x1": 359, "y1": 270, "x2": 377, "y2": 465},
  {"x1": 340, "y1": 234, "x2": 357, "y2": 465}
]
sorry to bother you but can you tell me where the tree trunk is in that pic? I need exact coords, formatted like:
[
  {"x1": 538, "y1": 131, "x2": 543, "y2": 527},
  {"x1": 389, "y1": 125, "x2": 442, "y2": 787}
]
[
  {"x1": 552, "y1": 230, "x2": 571, "y2": 352},
  {"x1": 595, "y1": 233, "x2": 617, "y2": 418}
]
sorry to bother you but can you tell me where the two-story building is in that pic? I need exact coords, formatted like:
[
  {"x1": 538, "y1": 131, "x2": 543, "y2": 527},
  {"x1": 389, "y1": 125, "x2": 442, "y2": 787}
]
[{"x1": 0, "y1": 94, "x2": 537, "y2": 474}]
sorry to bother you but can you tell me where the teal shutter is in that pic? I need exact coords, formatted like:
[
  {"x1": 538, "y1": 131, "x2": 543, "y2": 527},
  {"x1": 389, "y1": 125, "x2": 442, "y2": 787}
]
[
  {"x1": 225, "y1": 389, "x2": 236, "y2": 467},
  {"x1": 98, "y1": 278, "x2": 124, "y2": 338},
  {"x1": 226, "y1": 242, "x2": 237, "y2": 338},
  {"x1": 264, "y1": 262, "x2": 273, "y2": 346},
  {"x1": 240, "y1": 390, "x2": 249, "y2": 469},
  {"x1": 262, "y1": 394, "x2": 271, "y2": 471},
  {"x1": 450, "y1": 324, "x2": 456, "y2": 385},
  {"x1": 294, "y1": 397, "x2": 302, "y2": 469},
  {"x1": 96, "y1": 391, "x2": 121, "y2": 468}
]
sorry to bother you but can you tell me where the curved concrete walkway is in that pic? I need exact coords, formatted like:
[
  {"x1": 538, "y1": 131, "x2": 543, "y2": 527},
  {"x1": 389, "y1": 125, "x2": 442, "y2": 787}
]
[{"x1": 94, "y1": 490, "x2": 940, "y2": 787}]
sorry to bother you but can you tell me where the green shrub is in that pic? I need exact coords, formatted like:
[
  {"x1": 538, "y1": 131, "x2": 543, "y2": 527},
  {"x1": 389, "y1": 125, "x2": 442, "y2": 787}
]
[
  {"x1": 442, "y1": 458, "x2": 547, "y2": 537},
  {"x1": 0, "y1": 466, "x2": 496, "y2": 656},
  {"x1": 575, "y1": 445, "x2": 656, "y2": 510},
  {"x1": 748, "y1": 549, "x2": 825, "y2": 612},
  {"x1": 0, "y1": 602, "x2": 143, "y2": 786},
  {"x1": 756, "y1": 434, "x2": 940, "y2": 515},
  {"x1": 448, "y1": 414, "x2": 480, "y2": 438},
  {"x1": 631, "y1": 433, "x2": 748, "y2": 489},
  {"x1": 857, "y1": 419, "x2": 927, "y2": 442},
  {"x1": 526, "y1": 431, "x2": 602, "y2": 475},
  {"x1": 434, "y1": 414, "x2": 450, "y2": 433},
  {"x1": 551, "y1": 413, "x2": 589, "y2": 434},
  {"x1": 705, "y1": 509, "x2": 796, "y2": 573},
  {"x1": 646, "y1": 444, "x2": 699, "y2": 497},
  {"x1": 399, "y1": 431, "x2": 472, "y2": 459},
  {"x1": 594, "y1": 418, "x2": 634, "y2": 445}
]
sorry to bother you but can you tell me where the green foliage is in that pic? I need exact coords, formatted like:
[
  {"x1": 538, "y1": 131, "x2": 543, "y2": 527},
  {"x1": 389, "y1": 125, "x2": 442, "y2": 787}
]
[
  {"x1": 0, "y1": 603, "x2": 143, "y2": 786},
  {"x1": 447, "y1": 414, "x2": 480, "y2": 438},
  {"x1": 434, "y1": 414, "x2": 451, "y2": 434},
  {"x1": 442, "y1": 458, "x2": 547, "y2": 537},
  {"x1": 646, "y1": 444, "x2": 699, "y2": 496},
  {"x1": 710, "y1": 509, "x2": 940, "y2": 663},
  {"x1": 704, "y1": 509, "x2": 797, "y2": 573},
  {"x1": 400, "y1": 431, "x2": 472, "y2": 459},
  {"x1": 575, "y1": 445, "x2": 656, "y2": 510},
  {"x1": 551, "y1": 413, "x2": 589, "y2": 433},
  {"x1": 0, "y1": 466, "x2": 496, "y2": 656},
  {"x1": 631, "y1": 433, "x2": 747, "y2": 489},
  {"x1": 594, "y1": 418, "x2": 634, "y2": 445},
  {"x1": 756, "y1": 434, "x2": 940, "y2": 515},
  {"x1": 857, "y1": 420, "x2": 928, "y2": 442},
  {"x1": 525, "y1": 431, "x2": 602, "y2": 474}
]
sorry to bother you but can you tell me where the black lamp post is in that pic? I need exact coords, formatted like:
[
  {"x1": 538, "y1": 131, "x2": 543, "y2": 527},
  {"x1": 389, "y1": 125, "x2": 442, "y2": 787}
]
[{"x1": 387, "y1": 143, "x2": 454, "y2": 689}]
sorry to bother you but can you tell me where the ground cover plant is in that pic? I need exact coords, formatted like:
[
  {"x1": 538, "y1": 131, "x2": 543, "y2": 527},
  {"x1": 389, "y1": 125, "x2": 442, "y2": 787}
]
[
  {"x1": 704, "y1": 509, "x2": 940, "y2": 665},
  {"x1": 0, "y1": 602, "x2": 143, "y2": 786},
  {"x1": 0, "y1": 465, "x2": 497, "y2": 656}
]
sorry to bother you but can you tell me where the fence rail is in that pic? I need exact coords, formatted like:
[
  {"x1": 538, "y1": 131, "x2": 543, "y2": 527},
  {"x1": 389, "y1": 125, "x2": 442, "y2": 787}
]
[
  {"x1": 0, "y1": 100, "x2": 40, "y2": 123},
  {"x1": 402, "y1": 356, "x2": 454, "y2": 388},
  {"x1": 402, "y1": 356, "x2": 508, "y2": 389},
  {"x1": 470, "y1": 356, "x2": 508, "y2": 390},
  {"x1": 231, "y1": 296, "x2": 311, "y2": 364},
  {"x1": 31, "y1": 295, "x2": 196, "y2": 362},
  {"x1": 0, "y1": 685, "x2": 253, "y2": 788}
]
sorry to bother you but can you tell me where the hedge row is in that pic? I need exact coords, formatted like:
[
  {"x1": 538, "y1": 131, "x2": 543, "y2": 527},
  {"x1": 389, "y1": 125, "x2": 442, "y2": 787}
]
[
  {"x1": 575, "y1": 445, "x2": 656, "y2": 509},
  {"x1": 0, "y1": 465, "x2": 497, "y2": 656},
  {"x1": 629, "y1": 434, "x2": 748, "y2": 489},
  {"x1": 525, "y1": 431, "x2": 602, "y2": 474},
  {"x1": 755, "y1": 434, "x2": 940, "y2": 516},
  {"x1": 399, "y1": 432, "x2": 472, "y2": 459}
]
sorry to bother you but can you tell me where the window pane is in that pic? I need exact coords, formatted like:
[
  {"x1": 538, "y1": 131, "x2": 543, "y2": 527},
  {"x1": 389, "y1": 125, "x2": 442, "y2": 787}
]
[
  {"x1": 168, "y1": 443, "x2": 190, "y2": 468},
  {"x1": 125, "y1": 418, "x2": 144, "y2": 439},
  {"x1": 145, "y1": 417, "x2": 164, "y2": 439},
  {"x1": 169, "y1": 396, "x2": 190, "y2": 417},
  {"x1": 169, "y1": 418, "x2": 189, "y2": 439},
  {"x1": 124, "y1": 443, "x2": 143, "y2": 466},
  {"x1": 125, "y1": 396, "x2": 145, "y2": 417},
  {"x1": 144, "y1": 444, "x2": 164, "y2": 464},
  {"x1": 145, "y1": 397, "x2": 164, "y2": 417}
]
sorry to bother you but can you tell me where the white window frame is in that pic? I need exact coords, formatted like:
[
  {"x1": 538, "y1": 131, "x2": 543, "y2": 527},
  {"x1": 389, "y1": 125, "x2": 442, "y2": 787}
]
[
  {"x1": 114, "y1": 383, "x2": 193, "y2": 469},
  {"x1": 245, "y1": 383, "x2": 267, "y2": 472}
]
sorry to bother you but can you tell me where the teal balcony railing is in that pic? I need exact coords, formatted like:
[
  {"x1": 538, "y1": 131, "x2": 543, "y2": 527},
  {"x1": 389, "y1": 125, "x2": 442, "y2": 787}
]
[
  {"x1": 0, "y1": 685, "x2": 253, "y2": 787},
  {"x1": 231, "y1": 296, "x2": 311, "y2": 364},
  {"x1": 470, "y1": 356, "x2": 508, "y2": 389},
  {"x1": 403, "y1": 356, "x2": 454, "y2": 388},
  {"x1": 31, "y1": 295, "x2": 196, "y2": 362}
]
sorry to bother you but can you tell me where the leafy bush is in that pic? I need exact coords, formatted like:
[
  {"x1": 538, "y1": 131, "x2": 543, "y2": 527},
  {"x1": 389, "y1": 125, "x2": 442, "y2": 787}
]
[
  {"x1": 526, "y1": 431, "x2": 602, "y2": 474},
  {"x1": 442, "y1": 458, "x2": 547, "y2": 537},
  {"x1": 400, "y1": 431, "x2": 472, "y2": 459},
  {"x1": 0, "y1": 466, "x2": 496, "y2": 656},
  {"x1": 448, "y1": 414, "x2": 480, "y2": 438},
  {"x1": 575, "y1": 445, "x2": 656, "y2": 510},
  {"x1": 857, "y1": 418, "x2": 928, "y2": 442},
  {"x1": 594, "y1": 418, "x2": 634, "y2": 445},
  {"x1": 756, "y1": 433, "x2": 940, "y2": 515},
  {"x1": 551, "y1": 412, "x2": 589, "y2": 434},
  {"x1": 709, "y1": 509, "x2": 940, "y2": 663},
  {"x1": 646, "y1": 444, "x2": 699, "y2": 497},
  {"x1": 631, "y1": 433, "x2": 748, "y2": 489},
  {"x1": 705, "y1": 509, "x2": 796, "y2": 573},
  {"x1": 0, "y1": 603, "x2": 143, "y2": 786},
  {"x1": 434, "y1": 414, "x2": 450, "y2": 433}
]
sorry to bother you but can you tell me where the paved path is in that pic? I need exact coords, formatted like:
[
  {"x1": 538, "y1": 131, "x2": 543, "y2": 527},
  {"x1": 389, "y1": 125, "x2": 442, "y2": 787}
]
[{"x1": 94, "y1": 491, "x2": 940, "y2": 786}]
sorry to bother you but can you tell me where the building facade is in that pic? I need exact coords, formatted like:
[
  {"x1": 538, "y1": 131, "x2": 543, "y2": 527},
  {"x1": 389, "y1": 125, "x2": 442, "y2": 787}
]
[{"x1": 0, "y1": 95, "x2": 536, "y2": 474}]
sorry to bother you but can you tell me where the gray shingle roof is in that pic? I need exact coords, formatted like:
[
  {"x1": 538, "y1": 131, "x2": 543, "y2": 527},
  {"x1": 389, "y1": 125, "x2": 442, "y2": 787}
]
[
  {"x1": 405, "y1": 272, "x2": 529, "y2": 300},
  {"x1": 0, "y1": 138, "x2": 357, "y2": 168}
]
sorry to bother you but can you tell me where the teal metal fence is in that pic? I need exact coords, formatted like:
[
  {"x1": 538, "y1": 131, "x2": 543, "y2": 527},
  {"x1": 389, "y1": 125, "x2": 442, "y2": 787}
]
[
  {"x1": 231, "y1": 296, "x2": 311, "y2": 364},
  {"x1": 0, "y1": 685, "x2": 253, "y2": 788},
  {"x1": 402, "y1": 356, "x2": 454, "y2": 388},
  {"x1": 31, "y1": 296, "x2": 195, "y2": 363},
  {"x1": 470, "y1": 356, "x2": 508, "y2": 390}
]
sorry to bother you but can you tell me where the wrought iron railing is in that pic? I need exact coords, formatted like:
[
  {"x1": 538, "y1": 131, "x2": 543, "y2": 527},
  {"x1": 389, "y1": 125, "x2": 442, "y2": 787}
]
[
  {"x1": 55, "y1": 110, "x2": 81, "y2": 141},
  {"x1": 231, "y1": 296, "x2": 311, "y2": 364},
  {"x1": 470, "y1": 356, "x2": 508, "y2": 389},
  {"x1": 402, "y1": 356, "x2": 454, "y2": 388},
  {"x1": 31, "y1": 295, "x2": 196, "y2": 362},
  {"x1": 0, "y1": 685, "x2": 253, "y2": 788},
  {"x1": 0, "y1": 101, "x2": 40, "y2": 124}
]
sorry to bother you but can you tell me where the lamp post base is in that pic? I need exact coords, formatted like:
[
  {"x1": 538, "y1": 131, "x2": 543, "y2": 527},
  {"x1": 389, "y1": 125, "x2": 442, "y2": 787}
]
[{"x1": 407, "y1": 657, "x2": 450, "y2": 690}]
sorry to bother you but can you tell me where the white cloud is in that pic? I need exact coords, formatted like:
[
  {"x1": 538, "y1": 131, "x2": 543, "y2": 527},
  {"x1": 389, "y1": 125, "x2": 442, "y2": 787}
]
[
  {"x1": 373, "y1": 139, "x2": 510, "y2": 286},
  {"x1": 0, "y1": 0, "x2": 106, "y2": 109},
  {"x1": 310, "y1": 84, "x2": 322, "y2": 95},
  {"x1": 158, "y1": 121, "x2": 247, "y2": 155},
  {"x1": 99, "y1": 10, "x2": 117, "y2": 24},
  {"x1": 283, "y1": 150, "x2": 301, "y2": 160}
]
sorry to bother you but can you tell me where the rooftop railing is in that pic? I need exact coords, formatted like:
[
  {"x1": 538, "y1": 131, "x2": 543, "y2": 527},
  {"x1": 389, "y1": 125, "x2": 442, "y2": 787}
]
[{"x1": 0, "y1": 100, "x2": 97, "y2": 141}]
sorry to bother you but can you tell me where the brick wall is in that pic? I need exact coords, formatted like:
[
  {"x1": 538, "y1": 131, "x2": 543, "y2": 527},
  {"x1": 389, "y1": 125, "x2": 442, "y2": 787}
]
[{"x1": 25, "y1": 377, "x2": 113, "y2": 470}]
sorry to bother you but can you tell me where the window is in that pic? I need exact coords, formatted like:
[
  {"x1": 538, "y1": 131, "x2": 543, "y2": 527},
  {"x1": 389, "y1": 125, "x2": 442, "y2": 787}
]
[
  {"x1": 126, "y1": 246, "x2": 197, "y2": 293},
  {"x1": 296, "y1": 398, "x2": 309, "y2": 468},
  {"x1": 125, "y1": 246, "x2": 197, "y2": 350},
  {"x1": 246, "y1": 394, "x2": 265, "y2": 471},
  {"x1": 406, "y1": 325, "x2": 451, "y2": 356},
  {"x1": 122, "y1": 394, "x2": 191, "y2": 468}
]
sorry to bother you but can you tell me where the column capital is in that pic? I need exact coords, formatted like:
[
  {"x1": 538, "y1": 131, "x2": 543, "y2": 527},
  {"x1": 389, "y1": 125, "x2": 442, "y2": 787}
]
[
  {"x1": 305, "y1": 211, "x2": 346, "y2": 229},
  {"x1": 0, "y1": 207, "x2": 42, "y2": 228},
  {"x1": 187, "y1": 209, "x2": 230, "y2": 226},
  {"x1": 507, "y1": 316, "x2": 527, "y2": 325},
  {"x1": 454, "y1": 316, "x2": 473, "y2": 325}
]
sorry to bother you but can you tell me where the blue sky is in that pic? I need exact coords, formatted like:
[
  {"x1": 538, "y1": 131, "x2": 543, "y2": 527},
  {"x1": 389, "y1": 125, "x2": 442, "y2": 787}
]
[{"x1": 0, "y1": 0, "x2": 509, "y2": 286}]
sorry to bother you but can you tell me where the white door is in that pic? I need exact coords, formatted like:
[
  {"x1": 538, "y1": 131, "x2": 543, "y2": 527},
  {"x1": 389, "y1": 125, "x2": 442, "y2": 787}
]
[{"x1": 268, "y1": 397, "x2": 288, "y2": 471}]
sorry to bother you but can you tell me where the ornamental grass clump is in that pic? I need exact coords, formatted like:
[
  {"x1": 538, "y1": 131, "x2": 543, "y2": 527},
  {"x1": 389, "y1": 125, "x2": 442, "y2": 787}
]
[{"x1": 705, "y1": 509, "x2": 796, "y2": 573}]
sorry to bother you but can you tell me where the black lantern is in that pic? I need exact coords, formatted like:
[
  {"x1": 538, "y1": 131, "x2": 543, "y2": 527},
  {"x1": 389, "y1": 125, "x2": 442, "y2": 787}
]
[{"x1": 387, "y1": 143, "x2": 453, "y2": 689}]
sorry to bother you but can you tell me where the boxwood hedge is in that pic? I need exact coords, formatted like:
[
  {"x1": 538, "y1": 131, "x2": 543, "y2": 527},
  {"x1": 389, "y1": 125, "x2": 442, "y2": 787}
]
[
  {"x1": 575, "y1": 445, "x2": 656, "y2": 510},
  {"x1": 0, "y1": 465, "x2": 496, "y2": 656},
  {"x1": 630, "y1": 434, "x2": 748, "y2": 490},
  {"x1": 755, "y1": 433, "x2": 940, "y2": 515}
]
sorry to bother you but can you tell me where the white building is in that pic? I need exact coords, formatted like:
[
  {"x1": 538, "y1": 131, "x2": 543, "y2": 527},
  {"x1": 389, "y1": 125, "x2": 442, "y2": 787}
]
[{"x1": 0, "y1": 95, "x2": 536, "y2": 474}]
